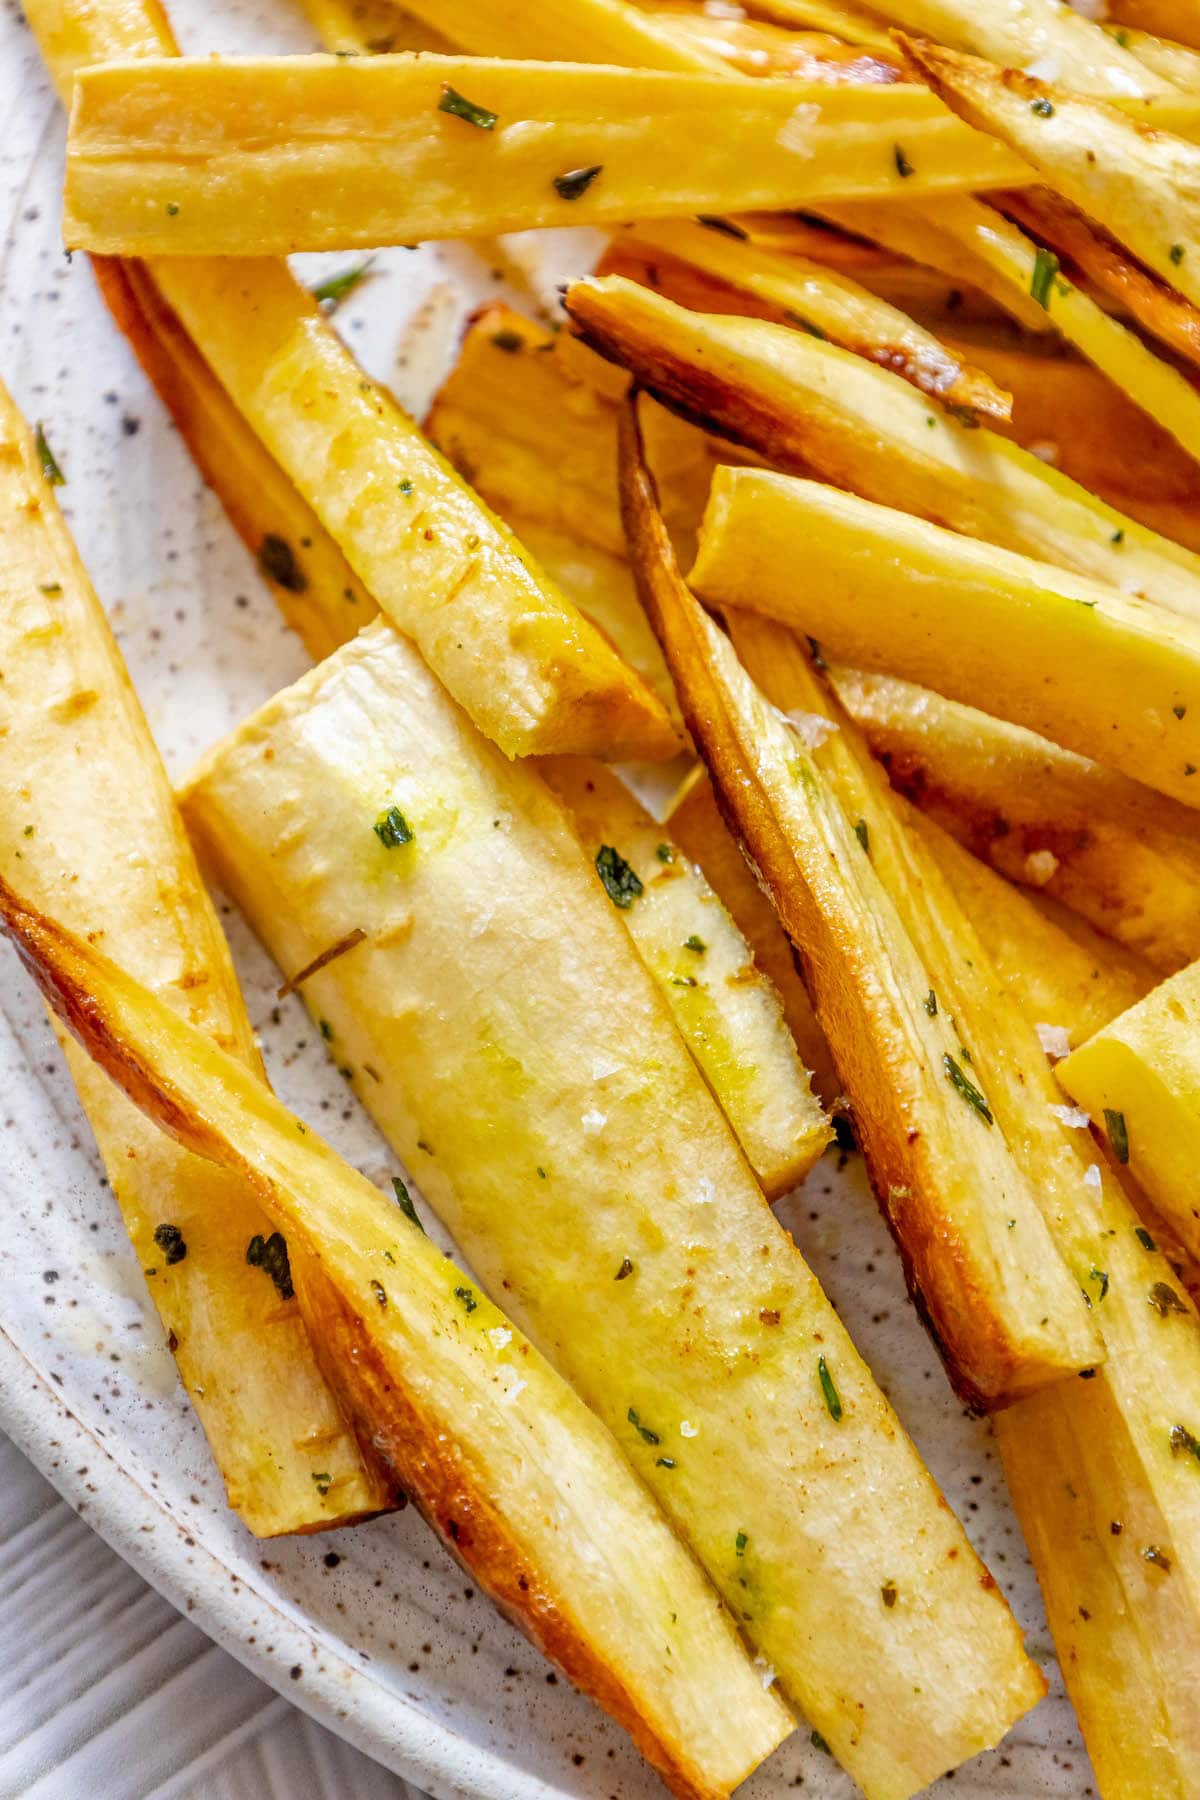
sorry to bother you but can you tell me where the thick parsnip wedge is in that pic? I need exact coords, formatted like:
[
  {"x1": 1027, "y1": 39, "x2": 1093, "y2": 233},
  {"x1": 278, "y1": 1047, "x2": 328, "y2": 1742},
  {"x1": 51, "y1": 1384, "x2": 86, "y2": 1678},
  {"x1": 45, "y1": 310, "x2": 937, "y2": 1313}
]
[
  {"x1": 1059, "y1": 968, "x2": 1200, "y2": 1262},
  {"x1": 721, "y1": 609, "x2": 1200, "y2": 1620},
  {"x1": 62, "y1": 54, "x2": 1034, "y2": 258},
  {"x1": 664, "y1": 768, "x2": 837, "y2": 1103},
  {"x1": 996, "y1": 1377, "x2": 1200, "y2": 1800},
  {"x1": 0, "y1": 378, "x2": 386, "y2": 1535},
  {"x1": 835, "y1": 668, "x2": 1200, "y2": 973},
  {"x1": 618, "y1": 407, "x2": 1098, "y2": 1409},
  {"x1": 181, "y1": 621, "x2": 1043, "y2": 1797},
  {"x1": 563, "y1": 277, "x2": 1200, "y2": 616},
  {"x1": 690, "y1": 468, "x2": 1200, "y2": 807},
  {"x1": 93, "y1": 257, "x2": 374, "y2": 661},
  {"x1": 0, "y1": 884, "x2": 793, "y2": 1800},
  {"x1": 538, "y1": 755, "x2": 830, "y2": 1193},
  {"x1": 617, "y1": 219, "x2": 1011, "y2": 422},
  {"x1": 870, "y1": 0, "x2": 1171, "y2": 95},
  {"x1": 900, "y1": 38, "x2": 1200, "y2": 305}
]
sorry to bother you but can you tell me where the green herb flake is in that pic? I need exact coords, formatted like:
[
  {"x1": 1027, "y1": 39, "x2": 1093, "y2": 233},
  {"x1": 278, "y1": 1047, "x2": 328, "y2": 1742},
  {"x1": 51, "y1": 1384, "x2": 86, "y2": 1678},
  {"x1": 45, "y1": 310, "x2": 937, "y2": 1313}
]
[
  {"x1": 811, "y1": 1730, "x2": 831, "y2": 1755},
  {"x1": 392, "y1": 1176, "x2": 425, "y2": 1231},
  {"x1": 257, "y1": 533, "x2": 307, "y2": 594},
  {"x1": 153, "y1": 1222, "x2": 187, "y2": 1265},
  {"x1": 1171, "y1": 243, "x2": 1186, "y2": 265},
  {"x1": 374, "y1": 804, "x2": 414, "y2": 849},
  {"x1": 943, "y1": 1053, "x2": 993, "y2": 1125},
  {"x1": 854, "y1": 818, "x2": 870, "y2": 853},
  {"x1": 35, "y1": 423, "x2": 65, "y2": 486},
  {"x1": 924, "y1": 989, "x2": 937, "y2": 1017},
  {"x1": 615, "y1": 1256, "x2": 634, "y2": 1280},
  {"x1": 454, "y1": 1284, "x2": 479, "y2": 1314},
  {"x1": 893, "y1": 144, "x2": 914, "y2": 178},
  {"x1": 1169, "y1": 1423, "x2": 1200, "y2": 1464},
  {"x1": 438, "y1": 84, "x2": 497, "y2": 130},
  {"x1": 735, "y1": 1530, "x2": 748, "y2": 1556},
  {"x1": 627, "y1": 1407, "x2": 660, "y2": 1445},
  {"x1": 38, "y1": 581, "x2": 62, "y2": 595},
  {"x1": 656, "y1": 842, "x2": 675, "y2": 863},
  {"x1": 310, "y1": 258, "x2": 375, "y2": 309},
  {"x1": 1030, "y1": 247, "x2": 1061, "y2": 311},
  {"x1": 595, "y1": 844, "x2": 643, "y2": 909},
  {"x1": 1104, "y1": 1107, "x2": 1130, "y2": 1164},
  {"x1": 370, "y1": 1278, "x2": 388, "y2": 1308},
  {"x1": 1175, "y1": 705, "x2": 1188, "y2": 719},
  {"x1": 1111, "y1": 529, "x2": 1125, "y2": 545},
  {"x1": 817, "y1": 1354, "x2": 843, "y2": 1422},
  {"x1": 312, "y1": 1470, "x2": 332, "y2": 1496},
  {"x1": 489, "y1": 328, "x2": 524, "y2": 353},
  {"x1": 670, "y1": 974, "x2": 698, "y2": 988},
  {"x1": 881, "y1": 1583, "x2": 898, "y2": 1608},
  {"x1": 1150, "y1": 1280, "x2": 1189, "y2": 1317},
  {"x1": 1135, "y1": 1226, "x2": 1157, "y2": 1252},
  {"x1": 319, "y1": 1018, "x2": 334, "y2": 1041},
  {"x1": 683, "y1": 934, "x2": 706, "y2": 954},
  {"x1": 697, "y1": 215, "x2": 748, "y2": 240},
  {"x1": 553, "y1": 164, "x2": 603, "y2": 200},
  {"x1": 1087, "y1": 1266, "x2": 1110, "y2": 1303},
  {"x1": 246, "y1": 1231, "x2": 294, "y2": 1301},
  {"x1": 1030, "y1": 97, "x2": 1055, "y2": 116},
  {"x1": 1143, "y1": 1544, "x2": 1173, "y2": 1572},
  {"x1": 655, "y1": 1455, "x2": 676, "y2": 1469}
]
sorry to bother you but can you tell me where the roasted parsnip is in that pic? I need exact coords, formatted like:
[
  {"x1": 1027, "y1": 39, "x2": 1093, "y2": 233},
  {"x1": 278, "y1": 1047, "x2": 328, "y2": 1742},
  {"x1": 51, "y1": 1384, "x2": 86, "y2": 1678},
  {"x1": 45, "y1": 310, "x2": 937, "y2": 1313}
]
[
  {"x1": 1102, "y1": 19, "x2": 1200, "y2": 92},
  {"x1": 563, "y1": 276, "x2": 1200, "y2": 616},
  {"x1": 181, "y1": 620, "x2": 1044, "y2": 1798},
  {"x1": 62, "y1": 54, "x2": 1034, "y2": 258},
  {"x1": 690, "y1": 468, "x2": 1200, "y2": 807},
  {"x1": 1059, "y1": 968, "x2": 1200, "y2": 1262},
  {"x1": 868, "y1": 0, "x2": 1172, "y2": 95},
  {"x1": 538, "y1": 755, "x2": 831, "y2": 1193},
  {"x1": 617, "y1": 409, "x2": 1098, "y2": 1409},
  {"x1": 835, "y1": 667, "x2": 1200, "y2": 973},
  {"x1": 741, "y1": 0, "x2": 894, "y2": 51},
  {"x1": 377, "y1": 0, "x2": 733, "y2": 68},
  {"x1": 642, "y1": 7, "x2": 903, "y2": 81},
  {"x1": 0, "y1": 377, "x2": 387, "y2": 1535},
  {"x1": 1109, "y1": 0, "x2": 1200, "y2": 53},
  {"x1": 0, "y1": 879, "x2": 794, "y2": 1800}
]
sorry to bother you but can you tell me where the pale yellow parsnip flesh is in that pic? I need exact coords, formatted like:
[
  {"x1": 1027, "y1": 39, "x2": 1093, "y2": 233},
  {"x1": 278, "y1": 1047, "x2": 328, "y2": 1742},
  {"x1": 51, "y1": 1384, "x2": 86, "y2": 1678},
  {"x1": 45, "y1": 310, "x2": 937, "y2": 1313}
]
[
  {"x1": 870, "y1": 0, "x2": 1172, "y2": 95},
  {"x1": 181, "y1": 621, "x2": 1042, "y2": 1800}
]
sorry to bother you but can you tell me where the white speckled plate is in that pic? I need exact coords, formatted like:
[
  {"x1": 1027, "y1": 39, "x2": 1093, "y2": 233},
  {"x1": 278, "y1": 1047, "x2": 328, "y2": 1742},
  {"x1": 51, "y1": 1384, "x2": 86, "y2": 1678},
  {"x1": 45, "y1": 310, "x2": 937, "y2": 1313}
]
[{"x1": 0, "y1": 2, "x2": 1096, "y2": 1795}]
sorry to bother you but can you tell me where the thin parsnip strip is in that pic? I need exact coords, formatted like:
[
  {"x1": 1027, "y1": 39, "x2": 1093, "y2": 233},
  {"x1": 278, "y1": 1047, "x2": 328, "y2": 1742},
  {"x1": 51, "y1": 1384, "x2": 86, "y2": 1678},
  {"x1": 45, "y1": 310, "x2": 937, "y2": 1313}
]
[
  {"x1": 380, "y1": 0, "x2": 732, "y2": 68},
  {"x1": 690, "y1": 468, "x2": 1200, "y2": 807},
  {"x1": 61, "y1": 54, "x2": 1035, "y2": 258},
  {"x1": 617, "y1": 219, "x2": 1011, "y2": 421},
  {"x1": 721, "y1": 608, "x2": 1200, "y2": 1621},
  {"x1": 834, "y1": 667, "x2": 1200, "y2": 974},
  {"x1": 538, "y1": 754, "x2": 831, "y2": 1193},
  {"x1": 299, "y1": 0, "x2": 457, "y2": 54},
  {"x1": 1059, "y1": 967, "x2": 1200, "y2": 1262},
  {"x1": 617, "y1": 404, "x2": 1098, "y2": 1409},
  {"x1": 1104, "y1": 19, "x2": 1200, "y2": 90},
  {"x1": 180, "y1": 619, "x2": 1044, "y2": 1799},
  {"x1": 642, "y1": 7, "x2": 903, "y2": 80},
  {"x1": 0, "y1": 376, "x2": 387, "y2": 1535},
  {"x1": 1109, "y1": 0, "x2": 1200, "y2": 53},
  {"x1": 899, "y1": 37, "x2": 1200, "y2": 305},
  {"x1": 0, "y1": 879, "x2": 793, "y2": 1800},
  {"x1": 869, "y1": 0, "x2": 1172, "y2": 95},
  {"x1": 563, "y1": 276, "x2": 1200, "y2": 617},
  {"x1": 741, "y1": 0, "x2": 894, "y2": 49}
]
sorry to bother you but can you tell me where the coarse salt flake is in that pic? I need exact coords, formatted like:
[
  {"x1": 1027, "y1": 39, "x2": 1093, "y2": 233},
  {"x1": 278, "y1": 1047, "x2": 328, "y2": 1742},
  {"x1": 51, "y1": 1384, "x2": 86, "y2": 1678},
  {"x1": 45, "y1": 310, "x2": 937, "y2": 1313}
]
[
  {"x1": 1083, "y1": 1163, "x2": 1102, "y2": 1190},
  {"x1": 680, "y1": 1419, "x2": 698, "y2": 1438},
  {"x1": 1050, "y1": 1103, "x2": 1090, "y2": 1129},
  {"x1": 1036, "y1": 1023, "x2": 1072, "y2": 1059},
  {"x1": 785, "y1": 708, "x2": 839, "y2": 749},
  {"x1": 1025, "y1": 55, "x2": 1061, "y2": 81},
  {"x1": 581, "y1": 1107, "x2": 607, "y2": 1134},
  {"x1": 501, "y1": 1376, "x2": 528, "y2": 1405},
  {"x1": 776, "y1": 102, "x2": 822, "y2": 157},
  {"x1": 1024, "y1": 849, "x2": 1060, "y2": 886},
  {"x1": 487, "y1": 1326, "x2": 512, "y2": 1350},
  {"x1": 754, "y1": 1655, "x2": 777, "y2": 1689}
]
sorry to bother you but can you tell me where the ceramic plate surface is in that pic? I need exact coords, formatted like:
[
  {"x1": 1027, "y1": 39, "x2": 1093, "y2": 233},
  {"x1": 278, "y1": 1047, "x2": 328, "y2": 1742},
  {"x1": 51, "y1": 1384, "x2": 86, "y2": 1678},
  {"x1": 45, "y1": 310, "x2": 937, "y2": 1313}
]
[{"x1": 0, "y1": 4, "x2": 1096, "y2": 1794}]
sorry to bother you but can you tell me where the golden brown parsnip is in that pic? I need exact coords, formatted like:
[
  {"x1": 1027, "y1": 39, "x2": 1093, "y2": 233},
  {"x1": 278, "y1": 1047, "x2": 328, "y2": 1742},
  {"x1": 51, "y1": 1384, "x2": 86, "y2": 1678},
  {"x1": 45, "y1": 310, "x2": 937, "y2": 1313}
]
[
  {"x1": 0, "y1": 879, "x2": 794, "y2": 1800},
  {"x1": 0, "y1": 376, "x2": 387, "y2": 1535},
  {"x1": 181, "y1": 620, "x2": 1044, "y2": 1799},
  {"x1": 870, "y1": 0, "x2": 1172, "y2": 94}
]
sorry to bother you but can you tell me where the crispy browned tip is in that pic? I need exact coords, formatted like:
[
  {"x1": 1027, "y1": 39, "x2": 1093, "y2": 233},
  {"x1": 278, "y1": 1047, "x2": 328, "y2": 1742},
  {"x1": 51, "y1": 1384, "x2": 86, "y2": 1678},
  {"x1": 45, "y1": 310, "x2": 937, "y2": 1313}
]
[
  {"x1": 994, "y1": 186, "x2": 1200, "y2": 373},
  {"x1": 893, "y1": 31, "x2": 1052, "y2": 133}
]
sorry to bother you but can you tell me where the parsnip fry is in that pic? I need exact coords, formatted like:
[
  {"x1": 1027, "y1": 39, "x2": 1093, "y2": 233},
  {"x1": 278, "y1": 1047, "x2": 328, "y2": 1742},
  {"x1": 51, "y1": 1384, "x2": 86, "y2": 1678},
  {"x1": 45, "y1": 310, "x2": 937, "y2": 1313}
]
[
  {"x1": 300, "y1": 0, "x2": 457, "y2": 54},
  {"x1": 539, "y1": 755, "x2": 831, "y2": 1192},
  {"x1": 618, "y1": 405, "x2": 1098, "y2": 1409},
  {"x1": 643, "y1": 7, "x2": 903, "y2": 81},
  {"x1": 1109, "y1": 0, "x2": 1200, "y2": 53},
  {"x1": 563, "y1": 275, "x2": 1200, "y2": 616},
  {"x1": 870, "y1": 0, "x2": 1172, "y2": 96},
  {"x1": 835, "y1": 667, "x2": 1200, "y2": 974},
  {"x1": 380, "y1": 0, "x2": 733, "y2": 68},
  {"x1": 741, "y1": 0, "x2": 895, "y2": 50},
  {"x1": 900, "y1": 37, "x2": 1200, "y2": 305},
  {"x1": 0, "y1": 881, "x2": 794, "y2": 1800},
  {"x1": 1059, "y1": 967, "x2": 1200, "y2": 1262},
  {"x1": 1104, "y1": 19, "x2": 1200, "y2": 91},
  {"x1": 0, "y1": 377, "x2": 386, "y2": 1535},
  {"x1": 618, "y1": 219, "x2": 1011, "y2": 421},
  {"x1": 690, "y1": 468, "x2": 1200, "y2": 807},
  {"x1": 62, "y1": 54, "x2": 1035, "y2": 258},
  {"x1": 181, "y1": 620, "x2": 1044, "y2": 1797},
  {"x1": 721, "y1": 609, "x2": 1200, "y2": 1621}
]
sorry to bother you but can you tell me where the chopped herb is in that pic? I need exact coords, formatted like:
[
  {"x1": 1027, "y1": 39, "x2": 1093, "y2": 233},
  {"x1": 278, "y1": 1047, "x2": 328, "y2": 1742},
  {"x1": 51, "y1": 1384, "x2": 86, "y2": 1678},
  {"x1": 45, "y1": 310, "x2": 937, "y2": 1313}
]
[
  {"x1": 784, "y1": 311, "x2": 826, "y2": 340},
  {"x1": 310, "y1": 258, "x2": 374, "y2": 309},
  {"x1": 246, "y1": 1231, "x2": 294, "y2": 1300},
  {"x1": 854, "y1": 818, "x2": 870, "y2": 853},
  {"x1": 438, "y1": 84, "x2": 497, "y2": 129},
  {"x1": 735, "y1": 1530, "x2": 748, "y2": 1555},
  {"x1": 670, "y1": 974, "x2": 698, "y2": 988},
  {"x1": 817, "y1": 1354, "x2": 843, "y2": 1422},
  {"x1": 1175, "y1": 705, "x2": 1188, "y2": 719},
  {"x1": 1111, "y1": 529, "x2": 1125, "y2": 545},
  {"x1": 881, "y1": 1583, "x2": 898, "y2": 1608},
  {"x1": 811, "y1": 1730, "x2": 831, "y2": 1754},
  {"x1": 806, "y1": 636, "x2": 826, "y2": 670},
  {"x1": 656, "y1": 842, "x2": 675, "y2": 863},
  {"x1": 312, "y1": 1470, "x2": 332, "y2": 1496},
  {"x1": 553, "y1": 164, "x2": 603, "y2": 200},
  {"x1": 374, "y1": 805, "x2": 414, "y2": 848},
  {"x1": 1104, "y1": 1107, "x2": 1129, "y2": 1164},
  {"x1": 1143, "y1": 1545, "x2": 1172, "y2": 1572},
  {"x1": 924, "y1": 989, "x2": 937, "y2": 1017},
  {"x1": 1150, "y1": 1280, "x2": 1188, "y2": 1317},
  {"x1": 454, "y1": 1284, "x2": 479, "y2": 1314},
  {"x1": 697, "y1": 214, "x2": 748, "y2": 240},
  {"x1": 1087, "y1": 1266, "x2": 1109, "y2": 1303},
  {"x1": 398, "y1": 477, "x2": 414, "y2": 493},
  {"x1": 1115, "y1": 27, "x2": 1130, "y2": 44},
  {"x1": 1030, "y1": 247, "x2": 1060, "y2": 311},
  {"x1": 257, "y1": 533, "x2": 307, "y2": 593},
  {"x1": 683, "y1": 934, "x2": 706, "y2": 954},
  {"x1": 490, "y1": 328, "x2": 524, "y2": 352},
  {"x1": 627, "y1": 1407, "x2": 660, "y2": 1445},
  {"x1": 1030, "y1": 97, "x2": 1055, "y2": 116},
  {"x1": 893, "y1": 144, "x2": 914, "y2": 178},
  {"x1": 595, "y1": 844, "x2": 643, "y2": 909},
  {"x1": 1169, "y1": 1423, "x2": 1200, "y2": 1464},
  {"x1": 152, "y1": 1222, "x2": 187, "y2": 1265},
  {"x1": 615, "y1": 1256, "x2": 634, "y2": 1280},
  {"x1": 1135, "y1": 1226, "x2": 1157, "y2": 1252},
  {"x1": 319, "y1": 1018, "x2": 334, "y2": 1041},
  {"x1": 35, "y1": 423, "x2": 65, "y2": 486},
  {"x1": 38, "y1": 581, "x2": 62, "y2": 595},
  {"x1": 655, "y1": 1456, "x2": 676, "y2": 1469},
  {"x1": 392, "y1": 1177, "x2": 426, "y2": 1231},
  {"x1": 832, "y1": 1114, "x2": 857, "y2": 1155},
  {"x1": 370, "y1": 1279, "x2": 388, "y2": 1308},
  {"x1": 1171, "y1": 243, "x2": 1186, "y2": 265},
  {"x1": 943, "y1": 1053, "x2": 993, "y2": 1125}
]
